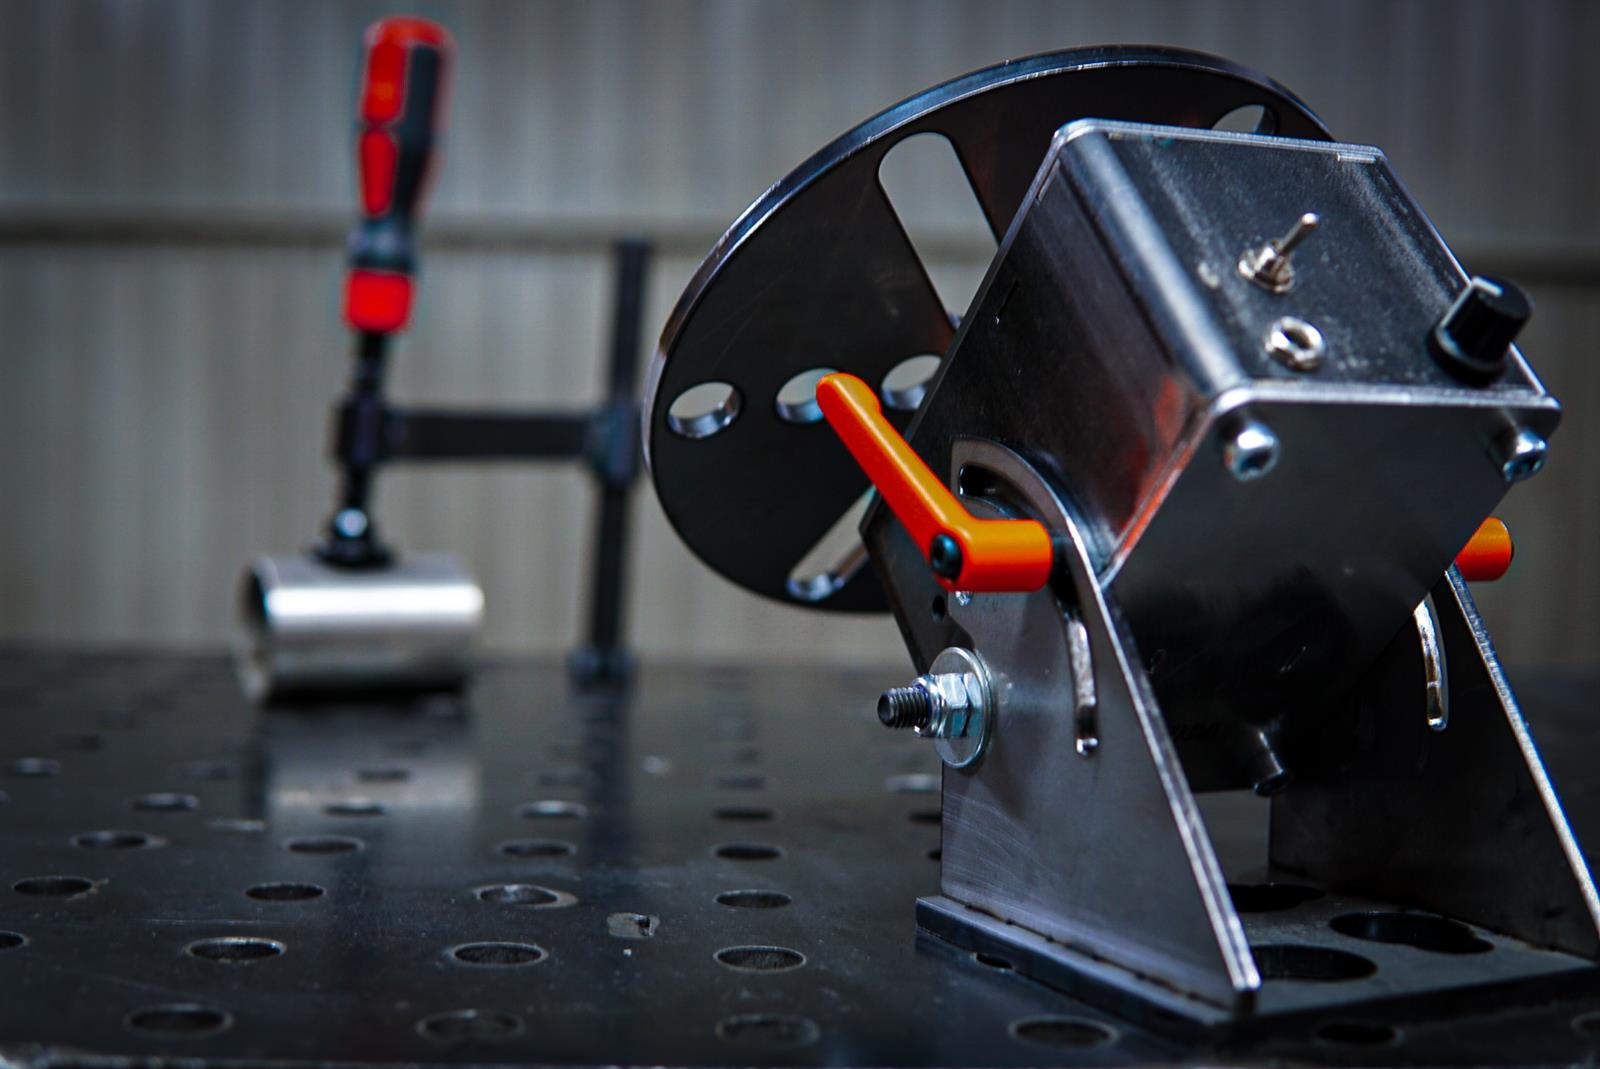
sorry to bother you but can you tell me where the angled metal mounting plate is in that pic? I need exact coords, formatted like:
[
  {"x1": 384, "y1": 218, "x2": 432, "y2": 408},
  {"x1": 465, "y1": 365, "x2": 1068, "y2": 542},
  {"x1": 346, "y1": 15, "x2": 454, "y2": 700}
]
[
  {"x1": 935, "y1": 439, "x2": 1257, "y2": 1014},
  {"x1": 1270, "y1": 571, "x2": 1600, "y2": 957}
]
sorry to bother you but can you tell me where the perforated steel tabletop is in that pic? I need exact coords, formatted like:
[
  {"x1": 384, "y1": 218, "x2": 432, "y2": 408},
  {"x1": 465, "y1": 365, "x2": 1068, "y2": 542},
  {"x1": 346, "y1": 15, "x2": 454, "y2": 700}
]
[{"x1": 0, "y1": 648, "x2": 1597, "y2": 1067}]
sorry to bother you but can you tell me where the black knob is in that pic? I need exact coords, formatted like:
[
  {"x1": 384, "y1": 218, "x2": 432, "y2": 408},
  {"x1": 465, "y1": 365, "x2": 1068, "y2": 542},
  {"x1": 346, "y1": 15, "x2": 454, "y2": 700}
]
[{"x1": 1429, "y1": 275, "x2": 1531, "y2": 384}]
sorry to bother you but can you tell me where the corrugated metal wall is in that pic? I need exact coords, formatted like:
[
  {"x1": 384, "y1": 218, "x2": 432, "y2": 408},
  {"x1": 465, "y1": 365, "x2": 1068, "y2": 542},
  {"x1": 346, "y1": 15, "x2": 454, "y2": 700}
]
[{"x1": 1, "y1": 0, "x2": 1596, "y2": 668}]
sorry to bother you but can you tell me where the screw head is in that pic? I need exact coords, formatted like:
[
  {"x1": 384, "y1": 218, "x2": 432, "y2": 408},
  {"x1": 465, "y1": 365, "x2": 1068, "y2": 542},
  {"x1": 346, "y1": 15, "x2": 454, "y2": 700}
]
[
  {"x1": 928, "y1": 534, "x2": 963, "y2": 581},
  {"x1": 1221, "y1": 419, "x2": 1280, "y2": 482},
  {"x1": 1498, "y1": 427, "x2": 1548, "y2": 483}
]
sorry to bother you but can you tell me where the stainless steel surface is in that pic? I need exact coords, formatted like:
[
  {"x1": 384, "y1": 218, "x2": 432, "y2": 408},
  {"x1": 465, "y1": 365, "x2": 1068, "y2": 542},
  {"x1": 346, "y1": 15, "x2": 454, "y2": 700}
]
[
  {"x1": 935, "y1": 439, "x2": 1258, "y2": 1016},
  {"x1": 876, "y1": 119, "x2": 1561, "y2": 793},
  {"x1": 236, "y1": 552, "x2": 483, "y2": 702},
  {"x1": 644, "y1": 47, "x2": 1331, "y2": 613}
]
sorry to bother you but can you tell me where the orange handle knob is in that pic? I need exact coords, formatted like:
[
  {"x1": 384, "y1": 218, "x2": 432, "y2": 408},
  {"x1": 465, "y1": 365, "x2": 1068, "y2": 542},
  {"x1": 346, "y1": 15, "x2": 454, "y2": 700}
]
[
  {"x1": 816, "y1": 373, "x2": 1054, "y2": 592},
  {"x1": 1455, "y1": 516, "x2": 1513, "y2": 581}
]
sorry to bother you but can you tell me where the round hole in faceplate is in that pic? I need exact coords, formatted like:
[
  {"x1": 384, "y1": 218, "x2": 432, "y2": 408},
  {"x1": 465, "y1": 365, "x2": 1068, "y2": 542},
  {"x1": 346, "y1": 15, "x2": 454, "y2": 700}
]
[
  {"x1": 1313, "y1": 1019, "x2": 1399, "y2": 1047},
  {"x1": 715, "y1": 945, "x2": 806, "y2": 972},
  {"x1": 1009, "y1": 1016, "x2": 1118, "y2": 1048},
  {"x1": 450, "y1": 942, "x2": 546, "y2": 966},
  {"x1": 667, "y1": 381, "x2": 742, "y2": 439},
  {"x1": 716, "y1": 889, "x2": 792, "y2": 910},
  {"x1": 774, "y1": 367, "x2": 836, "y2": 424},
  {"x1": 974, "y1": 952, "x2": 1014, "y2": 971},
  {"x1": 179, "y1": 760, "x2": 234, "y2": 781},
  {"x1": 186, "y1": 937, "x2": 285, "y2": 963},
  {"x1": 881, "y1": 354, "x2": 942, "y2": 411},
  {"x1": 323, "y1": 798, "x2": 386, "y2": 818},
  {"x1": 74, "y1": 830, "x2": 163, "y2": 850},
  {"x1": 9, "y1": 757, "x2": 60, "y2": 778},
  {"x1": 714, "y1": 805, "x2": 773, "y2": 822},
  {"x1": 720, "y1": 744, "x2": 762, "y2": 765},
  {"x1": 13, "y1": 875, "x2": 95, "y2": 897},
  {"x1": 0, "y1": 931, "x2": 26, "y2": 950},
  {"x1": 1252, "y1": 944, "x2": 1376, "y2": 982},
  {"x1": 713, "y1": 842, "x2": 783, "y2": 861},
  {"x1": 517, "y1": 799, "x2": 588, "y2": 820},
  {"x1": 1228, "y1": 881, "x2": 1324, "y2": 913},
  {"x1": 496, "y1": 838, "x2": 576, "y2": 859},
  {"x1": 245, "y1": 882, "x2": 324, "y2": 902},
  {"x1": 55, "y1": 733, "x2": 103, "y2": 753},
  {"x1": 1329, "y1": 911, "x2": 1492, "y2": 954},
  {"x1": 416, "y1": 1009, "x2": 524, "y2": 1042},
  {"x1": 476, "y1": 883, "x2": 571, "y2": 908},
  {"x1": 538, "y1": 767, "x2": 592, "y2": 788},
  {"x1": 131, "y1": 792, "x2": 198, "y2": 813},
  {"x1": 715, "y1": 1013, "x2": 820, "y2": 1047},
  {"x1": 282, "y1": 835, "x2": 363, "y2": 855},
  {"x1": 124, "y1": 1003, "x2": 232, "y2": 1037},
  {"x1": 713, "y1": 773, "x2": 765, "y2": 791}
]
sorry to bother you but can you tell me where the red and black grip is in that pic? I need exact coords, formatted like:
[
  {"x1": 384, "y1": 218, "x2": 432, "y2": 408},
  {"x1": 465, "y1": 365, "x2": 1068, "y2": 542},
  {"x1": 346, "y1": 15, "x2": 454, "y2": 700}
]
[{"x1": 343, "y1": 16, "x2": 452, "y2": 335}]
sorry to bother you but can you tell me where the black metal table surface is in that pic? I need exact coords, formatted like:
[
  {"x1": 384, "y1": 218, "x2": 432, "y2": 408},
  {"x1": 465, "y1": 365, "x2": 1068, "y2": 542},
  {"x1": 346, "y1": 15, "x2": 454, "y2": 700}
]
[{"x1": 0, "y1": 647, "x2": 1598, "y2": 1067}]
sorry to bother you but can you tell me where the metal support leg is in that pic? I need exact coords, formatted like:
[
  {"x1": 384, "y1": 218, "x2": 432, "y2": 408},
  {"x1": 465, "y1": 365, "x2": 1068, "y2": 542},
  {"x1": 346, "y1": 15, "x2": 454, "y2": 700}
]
[{"x1": 570, "y1": 239, "x2": 650, "y2": 687}]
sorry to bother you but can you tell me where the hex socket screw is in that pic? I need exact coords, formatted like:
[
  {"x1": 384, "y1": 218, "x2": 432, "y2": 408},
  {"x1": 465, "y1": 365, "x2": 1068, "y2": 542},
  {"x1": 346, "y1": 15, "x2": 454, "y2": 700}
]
[
  {"x1": 1221, "y1": 417, "x2": 1281, "y2": 482},
  {"x1": 1496, "y1": 427, "x2": 1549, "y2": 483}
]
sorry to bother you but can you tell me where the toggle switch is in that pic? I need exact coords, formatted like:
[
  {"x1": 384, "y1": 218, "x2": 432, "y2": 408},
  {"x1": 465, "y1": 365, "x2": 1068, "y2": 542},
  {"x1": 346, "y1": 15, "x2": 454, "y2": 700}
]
[{"x1": 1238, "y1": 212, "x2": 1319, "y2": 293}]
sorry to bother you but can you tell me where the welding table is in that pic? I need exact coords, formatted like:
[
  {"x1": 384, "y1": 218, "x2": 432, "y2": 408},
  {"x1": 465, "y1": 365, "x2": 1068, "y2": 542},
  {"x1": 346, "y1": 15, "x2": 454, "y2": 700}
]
[{"x1": 0, "y1": 648, "x2": 1597, "y2": 1066}]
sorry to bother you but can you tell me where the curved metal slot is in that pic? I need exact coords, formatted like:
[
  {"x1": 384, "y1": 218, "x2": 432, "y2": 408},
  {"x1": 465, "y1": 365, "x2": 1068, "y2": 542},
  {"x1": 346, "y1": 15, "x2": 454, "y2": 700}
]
[
  {"x1": 785, "y1": 490, "x2": 876, "y2": 603},
  {"x1": 877, "y1": 132, "x2": 997, "y2": 320}
]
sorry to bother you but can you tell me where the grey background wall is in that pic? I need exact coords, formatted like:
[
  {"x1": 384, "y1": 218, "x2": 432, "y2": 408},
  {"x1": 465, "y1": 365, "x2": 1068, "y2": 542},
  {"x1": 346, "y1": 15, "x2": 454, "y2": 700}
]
[{"x1": 0, "y1": 0, "x2": 1595, "y2": 668}]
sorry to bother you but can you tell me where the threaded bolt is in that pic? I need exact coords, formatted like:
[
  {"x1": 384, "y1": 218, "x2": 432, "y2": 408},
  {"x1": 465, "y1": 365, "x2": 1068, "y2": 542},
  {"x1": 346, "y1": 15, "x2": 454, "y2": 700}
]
[{"x1": 879, "y1": 685, "x2": 932, "y2": 731}]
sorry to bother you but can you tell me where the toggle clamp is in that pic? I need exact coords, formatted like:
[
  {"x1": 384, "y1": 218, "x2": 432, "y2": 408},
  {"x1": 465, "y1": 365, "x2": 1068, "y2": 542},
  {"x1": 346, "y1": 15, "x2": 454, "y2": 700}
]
[{"x1": 238, "y1": 17, "x2": 649, "y2": 703}]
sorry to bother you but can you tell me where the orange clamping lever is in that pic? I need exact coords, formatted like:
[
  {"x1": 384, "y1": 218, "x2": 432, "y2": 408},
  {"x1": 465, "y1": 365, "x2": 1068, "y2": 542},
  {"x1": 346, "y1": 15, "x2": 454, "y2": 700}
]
[
  {"x1": 816, "y1": 373, "x2": 1054, "y2": 592},
  {"x1": 816, "y1": 372, "x2": 1513, "y2": 591}
]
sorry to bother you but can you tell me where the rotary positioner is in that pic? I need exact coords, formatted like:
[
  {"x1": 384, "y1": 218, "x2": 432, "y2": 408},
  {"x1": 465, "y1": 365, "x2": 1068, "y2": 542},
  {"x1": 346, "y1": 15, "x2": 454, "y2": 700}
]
[{"x1": 644, "y1": 47, "x2": 1595, "y2": 1029}]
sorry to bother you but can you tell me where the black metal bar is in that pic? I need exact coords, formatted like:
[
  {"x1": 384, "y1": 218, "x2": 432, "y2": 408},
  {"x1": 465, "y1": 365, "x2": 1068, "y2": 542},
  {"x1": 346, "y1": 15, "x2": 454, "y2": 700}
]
[
  {"x1": 570, "y1": 239, "x2": 650, "y2": 687},
  {"x1": 316, "y1": 331, "x2": 393, "y2": 567},
  {"x1": 383, "y1": 408, "x2": 592, "y2": 461}
]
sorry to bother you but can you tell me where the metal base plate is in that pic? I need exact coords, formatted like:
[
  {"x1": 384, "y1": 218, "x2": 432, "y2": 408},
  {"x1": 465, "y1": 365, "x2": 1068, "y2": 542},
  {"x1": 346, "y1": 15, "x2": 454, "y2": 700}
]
[
  {"x1": 2, "y1": 648, "x2": 1600, "y2": 1066},
  {"x1": 918, "y1": 888, "x2": 1597, "y2": 1036}
]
